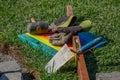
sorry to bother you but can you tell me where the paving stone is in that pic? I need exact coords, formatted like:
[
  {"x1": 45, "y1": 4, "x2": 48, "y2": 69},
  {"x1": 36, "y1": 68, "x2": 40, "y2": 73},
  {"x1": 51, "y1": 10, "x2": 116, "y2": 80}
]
[
  {"x1": 0, "y1": 61, "x2": 21, "y2": 73},
  {"x1": 0, "y1": 72, "x2": 23, "y2": 80},
  {"x1": 96, "y1": 71, "x2": 120, "y2": 80},
  {"x1": 21, "y1": 68, "x2": 29, "y2": 73},
  {"x1": 0, "y1": 55, "x2": 15, "y2": 62}
]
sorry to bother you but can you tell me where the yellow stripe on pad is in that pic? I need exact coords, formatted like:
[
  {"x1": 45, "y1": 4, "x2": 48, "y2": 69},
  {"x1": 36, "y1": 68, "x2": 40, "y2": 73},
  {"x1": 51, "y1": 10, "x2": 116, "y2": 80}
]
[{"x1": 26, "y1": 33, "x2": 62, "y2": 51}]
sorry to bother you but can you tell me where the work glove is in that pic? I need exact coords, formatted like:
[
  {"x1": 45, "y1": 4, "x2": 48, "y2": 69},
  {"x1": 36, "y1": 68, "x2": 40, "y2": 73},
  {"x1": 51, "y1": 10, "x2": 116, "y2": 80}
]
[
  {"x1": 57, "y1": 20, "x2": 92, "y2": 34},
  {"x1": 49, "y1": 32, "x2": 72, "y2": 46},
  {"x1": 49, "y1": 15, "x2": 77, "y2": 33}
]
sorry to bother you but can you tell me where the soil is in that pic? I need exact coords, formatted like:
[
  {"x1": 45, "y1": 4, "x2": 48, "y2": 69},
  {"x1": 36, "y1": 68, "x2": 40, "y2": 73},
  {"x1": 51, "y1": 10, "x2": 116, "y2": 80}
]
[{"x1": 0, "y1": 41, "x2": 40, "y2": 80}]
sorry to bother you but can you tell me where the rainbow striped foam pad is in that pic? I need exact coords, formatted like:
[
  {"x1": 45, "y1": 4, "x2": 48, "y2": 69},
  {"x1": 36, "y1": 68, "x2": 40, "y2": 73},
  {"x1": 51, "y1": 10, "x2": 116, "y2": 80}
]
[
  {"x1": 18, "y1": 33, "x2": 74, "y2": 58},
  {"x1": 18, "y1": 32, "x2": 108, "y2": 58}
]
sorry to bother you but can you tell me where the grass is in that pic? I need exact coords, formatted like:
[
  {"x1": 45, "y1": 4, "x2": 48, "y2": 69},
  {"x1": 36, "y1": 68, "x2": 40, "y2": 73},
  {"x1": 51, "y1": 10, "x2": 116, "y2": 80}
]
[{"x1": 0, "y1": 0, "x2": 120, "y2": 80}]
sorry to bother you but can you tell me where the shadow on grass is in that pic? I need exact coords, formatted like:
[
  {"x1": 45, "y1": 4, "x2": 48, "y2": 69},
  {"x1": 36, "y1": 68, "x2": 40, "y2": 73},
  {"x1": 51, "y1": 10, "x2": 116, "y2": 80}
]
[
  {"x1": 85, "y1": 53, "x2": 98, "y2": 80},
  {"x1": 59, "y1": 61, "x2": 77, "y2": 73}
]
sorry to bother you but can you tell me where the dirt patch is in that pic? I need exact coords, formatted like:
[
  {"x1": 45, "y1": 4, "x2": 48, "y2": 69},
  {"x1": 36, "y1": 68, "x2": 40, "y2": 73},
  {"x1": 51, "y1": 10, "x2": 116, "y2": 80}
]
[
  {"x1": 0, "y1": 41, "x2": 25, "y2": 64},
  {"x1": 0, "y1": 41, "x2": 40, "y2": 80}
]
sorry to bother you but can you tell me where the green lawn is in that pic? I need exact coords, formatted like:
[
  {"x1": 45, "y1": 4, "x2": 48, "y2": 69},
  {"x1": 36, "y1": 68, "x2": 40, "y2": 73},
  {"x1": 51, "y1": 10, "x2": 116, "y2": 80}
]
[{"x1": 0, "y1": 0, "x2": 120, "y2": 80}]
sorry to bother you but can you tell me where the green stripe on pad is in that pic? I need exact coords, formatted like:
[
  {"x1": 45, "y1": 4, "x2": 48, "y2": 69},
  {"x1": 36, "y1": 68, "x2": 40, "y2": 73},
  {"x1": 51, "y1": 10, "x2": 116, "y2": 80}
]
[{"x1": 18, "y1": 34, "x2": 58, "y2": 58}]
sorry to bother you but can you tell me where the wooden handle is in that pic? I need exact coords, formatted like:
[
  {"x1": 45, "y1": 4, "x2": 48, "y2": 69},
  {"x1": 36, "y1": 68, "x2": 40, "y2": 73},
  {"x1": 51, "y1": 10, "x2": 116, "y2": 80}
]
[
  {"x1": 72, "y1": 36, "x2": 89, "y2": 80},
  {"x1": 66, "y1": 5, "x2": 74, "y2": 16},
  {"x1": 31, "y1": 17, "x2": 36, "y2": 22},
  {"x1": 78, "y1": 53, "x2": 90, "y2": 80}
]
